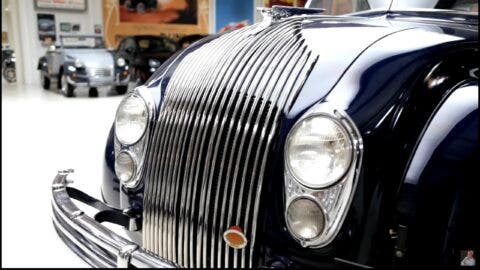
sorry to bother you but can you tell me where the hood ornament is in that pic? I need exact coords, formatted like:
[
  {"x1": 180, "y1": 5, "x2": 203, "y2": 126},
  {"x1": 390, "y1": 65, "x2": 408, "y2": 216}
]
[{"x1": 252, "y1": 5, "x2": 325, "y2": 35}]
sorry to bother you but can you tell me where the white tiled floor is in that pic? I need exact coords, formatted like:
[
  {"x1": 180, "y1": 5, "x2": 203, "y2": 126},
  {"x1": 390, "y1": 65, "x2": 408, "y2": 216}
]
[{"x1": 1, "y1": 82, "x2": 129, "y2": 267}]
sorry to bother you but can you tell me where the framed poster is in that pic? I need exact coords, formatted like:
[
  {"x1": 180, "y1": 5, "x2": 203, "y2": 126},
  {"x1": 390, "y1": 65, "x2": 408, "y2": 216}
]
[
  {"x1": 60, "y1": 22, "x2": 72, "y2": 32},
  {"x1": 103, "y1": 0, "x2": 209, "y2": 48},
  {"x1": 34, "y1": 0, "x2": 87, "y2": 12},
  {"x1": 37, "y1": 13, "x2": 56, "y2": 42}
]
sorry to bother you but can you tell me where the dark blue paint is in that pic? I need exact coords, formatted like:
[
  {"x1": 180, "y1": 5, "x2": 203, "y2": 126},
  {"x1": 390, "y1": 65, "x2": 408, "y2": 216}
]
[{"x1": 101, "y1": 9, "x2": 478, "y2": 269}]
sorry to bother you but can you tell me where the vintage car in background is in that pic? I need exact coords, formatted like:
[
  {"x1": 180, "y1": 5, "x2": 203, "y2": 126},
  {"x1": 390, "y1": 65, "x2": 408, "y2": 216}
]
[
  {"x1": 2, "y1": 47, "x2": 16, "y2": 83},
  {"x1": 116, "y1": 35, "x2": 179, "y2": 85},
  {"x1": 51, "y1": 0, "x2": 478, "y2": 268},
  {"x1": 123, "y1": 0, "x2": 158, "y2": 14},
  {"x1": 178, "y1": 34, "x2": 208, "y2": 49},
  {"x1": 38, "y1": 35, "x2": 130, "y2": 97}
]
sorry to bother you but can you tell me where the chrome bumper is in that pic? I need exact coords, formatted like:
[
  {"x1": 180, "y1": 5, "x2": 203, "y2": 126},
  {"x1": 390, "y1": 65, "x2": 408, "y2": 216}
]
[{"x1": 51, "y1": 169, "x2": 177, "y2": 268}]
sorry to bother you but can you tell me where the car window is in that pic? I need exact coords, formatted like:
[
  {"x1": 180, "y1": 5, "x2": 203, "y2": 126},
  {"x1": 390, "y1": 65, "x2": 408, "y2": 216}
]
[
  {"x1": 122, "y1": 38, "x2": 137, "y2": 52},
  {"x1": 137, "y1": 38, "x2": 178, "y2": 53}
]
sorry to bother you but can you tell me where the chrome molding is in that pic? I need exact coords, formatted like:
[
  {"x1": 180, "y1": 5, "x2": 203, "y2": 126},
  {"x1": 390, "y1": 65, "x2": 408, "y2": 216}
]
[
  {"x1": 284, "y1": 103, "x2": 363, "y2": 248},
  {"x1": 114, "y1": 86, "x2": 156, "y2": 190},
  {"x1": 143, "y1": 17, "x2": 318, "y2": 268},
  {"x1": 51, "y1": 169, "x2": 177, "y2": 268}
]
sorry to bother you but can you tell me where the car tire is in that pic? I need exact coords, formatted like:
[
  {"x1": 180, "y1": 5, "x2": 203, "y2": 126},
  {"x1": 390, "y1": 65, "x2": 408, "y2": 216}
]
[
  {"x1": 89, "y1": 87, "x2": 99, "y2": 97},
  {"x1": 60, "y1": 73, "x2": 74, "y2": 97},
  {"x1": 3, "y1": 67, "x2": 16, "y2": 83},
  {"x1": 115, "y1": 85, "x2": 128, "y2": 95},
  {"x1": 136, "y1": 3, "x2": 145, "y2": 13},
  {"x1": 41, "y1": 73, "x2": 50, "y2": 90}
]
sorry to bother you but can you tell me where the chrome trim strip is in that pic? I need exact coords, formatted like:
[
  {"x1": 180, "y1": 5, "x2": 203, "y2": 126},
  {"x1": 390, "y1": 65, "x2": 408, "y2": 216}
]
[{"x1": 51, "y1": 170, "x2": 177, "y2": 268}]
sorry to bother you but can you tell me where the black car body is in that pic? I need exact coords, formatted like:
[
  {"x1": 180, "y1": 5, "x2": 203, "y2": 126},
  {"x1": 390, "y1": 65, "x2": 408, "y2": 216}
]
[
  {"x1": 51, "y1": 1, "x2": 479, "y2": 269},
  {"x1": 116, "y1": 35, "x2": 179, "y2": 85}
]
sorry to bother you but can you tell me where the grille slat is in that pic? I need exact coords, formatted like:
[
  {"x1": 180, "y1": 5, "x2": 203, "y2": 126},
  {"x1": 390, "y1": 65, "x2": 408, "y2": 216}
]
[
  {"x1": 143, "y1": 18, "x2": 317, "y2": 268},
  {"x1": 88, "y1": 67, "x2": 111, "y2": 77}
]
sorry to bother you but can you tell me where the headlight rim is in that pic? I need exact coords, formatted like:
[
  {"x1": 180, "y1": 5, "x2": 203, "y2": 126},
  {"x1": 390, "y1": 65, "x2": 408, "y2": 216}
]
[
  {"x1": 285, "y1": 195, "x2": 327, "y2": 242},
  {"x1": 115, "y1": 149, "x2": 138, "y2": 188},
  {"x1": 114, "y1": 93, "x2": 150, "y2": 146},
  {"x1": 285, "y1": 113, "x2": 354, "y2": 190}
]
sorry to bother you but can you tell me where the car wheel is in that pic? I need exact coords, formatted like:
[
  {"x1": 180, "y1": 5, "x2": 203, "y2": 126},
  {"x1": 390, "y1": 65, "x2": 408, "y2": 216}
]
[
  {"x1": 41, "y1": 73, "x2": 50, "y2": 90},
  {"x1": 3, "y1": 67, "x2": 16, "y2": 83},
  {"x1": 136, "y1": 2, "x2": 145, "y2": 13},
  {"x1": 60, "y1": 73, "x2": 74, "y2": 97},
  {"x1": 124, "y1": 0, "x2": 131, "y2": 9},
  {"x1": 88, "y1": 87, "x2": 99, "y2": 97},
  {"x1": 115, "y1": 85, "x2": 128, "y2": 95}
]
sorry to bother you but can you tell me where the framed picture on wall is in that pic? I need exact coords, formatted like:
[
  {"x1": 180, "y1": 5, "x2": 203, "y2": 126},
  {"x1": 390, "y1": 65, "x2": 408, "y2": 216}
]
[
  {"x1": 37, "y1": 13, "x2": 56, "y2": 42},
  {"x1": 60, "y1": 22, "x2": 72, "y2": 32},
  {"x1": 103, "y1": 0, "x2": 209, "y2": 48},
  {"x1": 72, "y1": 24, "x2": 81, "y2": 32},
  {"x1": 34, "y1": 0, "x2": 87, "y2": 12}
]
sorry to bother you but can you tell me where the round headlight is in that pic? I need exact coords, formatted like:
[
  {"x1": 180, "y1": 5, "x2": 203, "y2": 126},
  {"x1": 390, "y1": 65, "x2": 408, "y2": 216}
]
[
  {"x1": 115, "y1": 151, "x2": 136, "y2": 185},
  {"x1": 115, "y1": 95, "x2": 148, "y2": 145},
  {"x1": 74, "y1": 58, "x2": 83, "y2": 68},
  {"x1": 286, "y1": 115, "x2": 352, "y2": 188},
  {"x1": 286, "y1": 197, "x2": 325, "y2": 240},
  {"x1": 117, "y1": 57, "x2": 126, "y2": 67}
]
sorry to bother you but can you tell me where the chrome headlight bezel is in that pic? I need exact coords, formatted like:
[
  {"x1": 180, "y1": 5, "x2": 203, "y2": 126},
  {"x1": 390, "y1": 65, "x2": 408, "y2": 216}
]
[
  {"x1": 284, "y1": 103, "x2": 363, "y2": 248},
  {"x1": 115, "y1": 94, "x2": 149, "y2": 145},
  {"x1": 285, "y1": 114, "x2": 354, "y2": 189},
  {"x1": 114, "y1": 86, "x2": 156, "y2": 189}
]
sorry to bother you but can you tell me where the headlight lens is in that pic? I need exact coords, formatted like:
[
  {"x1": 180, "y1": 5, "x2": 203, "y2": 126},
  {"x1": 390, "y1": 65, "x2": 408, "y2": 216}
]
[
  {"x1": 287, "y1": 197, "x2": 325, "y2": 240},
  {"x1": 286, "y1": 115, "x2": 352, "y2": 188},
  {"x1": 74, "y1": 58, "x2": 83, "y2": 68},
  {"x1": 148, "y1": 59, "x2": 160, "y2": 68},
  {"x1": 115, "y1": 95, "x2": 148, "y2": 145},
  {"x1": 115, "y1": 151, "x2": 135, "y2": 184},
  {"x1": 117, "y1": 57, "x2": 126, "y2": 67}
]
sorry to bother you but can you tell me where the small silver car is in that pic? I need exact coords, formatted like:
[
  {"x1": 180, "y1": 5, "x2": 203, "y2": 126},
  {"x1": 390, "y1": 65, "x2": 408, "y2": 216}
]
[{"x1": 37, "y1": 35, "x2": 130, "y2": 97}]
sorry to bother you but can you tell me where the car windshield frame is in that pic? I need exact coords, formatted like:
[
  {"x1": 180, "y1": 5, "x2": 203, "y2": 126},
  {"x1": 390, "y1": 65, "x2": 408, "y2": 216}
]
[
  {"x1": 60, "y1": 35, "x2": 106, "y2": 49},
  {"x1": 306, "y1": 0, "x2": 478, "y2": 15}
]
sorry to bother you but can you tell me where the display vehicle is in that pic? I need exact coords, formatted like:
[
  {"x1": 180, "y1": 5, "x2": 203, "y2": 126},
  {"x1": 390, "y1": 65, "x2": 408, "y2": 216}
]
[
  {"x1": 38, "y1": 35, "x2": 130, "y2": 97},
  {"x1": 51, "y1": 0, "x2": 478, "y2": 268}
]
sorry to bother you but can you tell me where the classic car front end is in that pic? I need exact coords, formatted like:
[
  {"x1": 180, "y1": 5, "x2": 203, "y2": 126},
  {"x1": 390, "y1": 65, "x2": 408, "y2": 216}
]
[{"x1": 51, "y1": 1, "x2": 478, "y2": 269}]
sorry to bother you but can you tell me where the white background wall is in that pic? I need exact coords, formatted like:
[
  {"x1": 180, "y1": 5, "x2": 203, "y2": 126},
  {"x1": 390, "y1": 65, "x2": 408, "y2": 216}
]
[{"x1": 3, "y1": 0, "x2": 103, "y2": 85}]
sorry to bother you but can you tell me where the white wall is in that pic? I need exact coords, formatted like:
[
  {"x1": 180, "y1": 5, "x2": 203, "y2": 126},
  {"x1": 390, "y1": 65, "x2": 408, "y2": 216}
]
[{"x1": 7, "y1": 0, "x2": 103, "y2": 85}]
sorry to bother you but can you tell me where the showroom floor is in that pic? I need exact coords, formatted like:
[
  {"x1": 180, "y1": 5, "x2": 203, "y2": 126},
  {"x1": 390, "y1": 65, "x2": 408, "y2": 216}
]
[{"x1": 1, "y1": 82, "x2": 132, "y2": 267}]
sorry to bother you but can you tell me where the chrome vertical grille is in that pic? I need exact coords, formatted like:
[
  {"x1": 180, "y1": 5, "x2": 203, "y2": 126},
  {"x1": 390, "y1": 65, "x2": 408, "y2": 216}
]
[{"x1": 143, "y1": 18, "x2": 318, "y2": 268}]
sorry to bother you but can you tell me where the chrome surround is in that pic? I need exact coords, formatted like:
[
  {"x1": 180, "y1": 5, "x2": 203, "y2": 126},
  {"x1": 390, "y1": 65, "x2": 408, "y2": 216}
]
[
  {"x1": 285, "y1": 195, "x2": 326, "y2": 241},
  {"x1": 114, "y1": 86, "x2": 156, "y2": 189},
  {"x1": 114, "y1": 92, "x2": 150, "y2": 146},
  {"x1": 115, "y1": 149, "x2": 137, "y2": 188},
  {"x1": 285, "y1": 114, "x2": 354, "y2": 189},
  {"x1": 284, "y1": 103, "x2": 363, "y2": 248},
  {"x1": 51, "y1": 169, "x2": 177, "y2": 268}
]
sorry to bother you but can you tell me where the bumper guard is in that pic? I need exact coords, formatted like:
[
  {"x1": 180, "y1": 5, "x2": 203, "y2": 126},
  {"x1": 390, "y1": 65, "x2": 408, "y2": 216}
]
[{"x1": 51, "y1": 169, "x2": 177, "y2": 268}]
